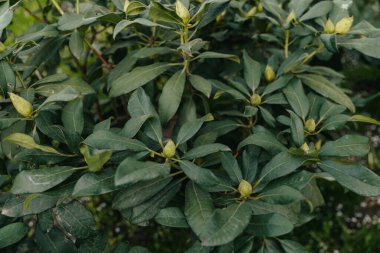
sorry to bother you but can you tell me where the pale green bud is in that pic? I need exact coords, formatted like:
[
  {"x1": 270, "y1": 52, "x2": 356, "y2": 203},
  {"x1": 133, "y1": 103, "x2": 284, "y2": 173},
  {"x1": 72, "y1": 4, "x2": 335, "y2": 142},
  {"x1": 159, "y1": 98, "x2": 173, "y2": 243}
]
[
  {"x1": 250, "y1": 94, "x2": 262, "y2": 107},
  {"x1": 264, "y1": 65, "x2": 276, "y2": 82},
  {"x1": 324, "y1": 19, "x2": 335, "y2": 34},
  {"x1": 238, "y1": 180, "x2": 253, "y2": 197},
  {"x1": 305, "y1": 118, "x2": 316, "y2": 133},
  {"x1": 163, "y1": 139, "x2": 176, "y2": 158},
  {"x1": 335, "y1": 16, "x2": 353, "y2": 35},
  {"x1": 175, "y1": 0, "x2": 191, "y2": 24}
]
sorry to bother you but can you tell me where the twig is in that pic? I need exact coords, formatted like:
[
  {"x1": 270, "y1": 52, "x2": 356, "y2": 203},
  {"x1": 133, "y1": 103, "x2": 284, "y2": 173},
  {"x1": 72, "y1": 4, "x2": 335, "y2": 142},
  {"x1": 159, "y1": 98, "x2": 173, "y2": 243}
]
[{"x1": 21, "y1": 5, "x2": 43, "y2": 23}]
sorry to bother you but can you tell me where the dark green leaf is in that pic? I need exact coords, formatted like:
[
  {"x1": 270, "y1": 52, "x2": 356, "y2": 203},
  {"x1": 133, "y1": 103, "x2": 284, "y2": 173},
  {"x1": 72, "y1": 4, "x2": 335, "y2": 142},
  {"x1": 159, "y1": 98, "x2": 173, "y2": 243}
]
[
  {"x1": 319, "y1": 160, "x2": 380, "y2": 197},
  {"x1": 11, "y1": 166, "x2": 76, "y2": 194},
  {"x1": 0, "y1": 222, "x2": 27, "y2": 249},
  {"x1": 55, "y1": 201, "x2": 96, "y2": 239}
]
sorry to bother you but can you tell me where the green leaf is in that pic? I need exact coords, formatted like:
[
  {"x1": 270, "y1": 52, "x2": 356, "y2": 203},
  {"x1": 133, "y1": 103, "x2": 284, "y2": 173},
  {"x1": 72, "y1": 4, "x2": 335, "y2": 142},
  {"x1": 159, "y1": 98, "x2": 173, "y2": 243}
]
[
  {"x1": 319, "y1": 160, "x2": 380, "y2": 197},
  {"x1": 289, "y1": 111, "x2": 304, "y2": 147},
  {"x1": 299, "y1": 1, "x2": 333, "y2": 21},
  {"x1": 69, "y1": 30, "x2": 84, "y2": 59},
  {"x1": 2, "y1": 193, "x2": 57, "y2": 217},
  {"x1": 83, "y1": 130, "x2": 147, "y2": 151},
  {"x1": 155, "y1": 207, "x2": 189, "y2": 228},
  {"x1": 340, "y1": 37, "x2": 380, "y2": 60},
  {"x1": 78, "y1": 233, "x2": 108, "y2": 253},
  {"x1": 159, "y1": 70, "x2": 186, "y2": 123},
  {"x1": 196, "y1": 0, "x2": 229, "y2": 28},
  {"x1": 351, "y1": 114, "x2": 380, "y2": 126},
  {"x1": 4, "y1": 133, "x2": 71, "y2": 156},
  {"x1": 320, "y1": 114, "x2": 351, "y2": 131},
  {"x1": 258, "y1": 152, "x2": 306, "y2": 187},
  {"x1": 55, "y1": 201, "x2": 96, "y2": 239},
  {"x1": 182, "y1": 144, "x2": 231, "y2": 160},
  {"x1": 110, "y1": 63, "x2": 172, "y2": 97},
  {"x1": 113, "y1": 177, "x2": 171, "y2": 210},
  {"x1": 58, "y1": 13, "x2": 96, "y2": 31},
  {"x1": 242, "y1": 50, "x2": 262, "y2": 92},
  {"x1": 114, "y1": 19, "x2": 171, "y2": 38},
  {"x1": 189, "y1": 74, "x2": 213, "y2": 98},
  {"x1": 149, "y1": 1, "x2": 182, "y2": 24},
  {"x1": 185, "y1": 241, "x2": 210, "y2": 253},
  {"x1": 121, "y1": 115, "x2": 151, "y2": 138},
  {"x1": 246, "y1": 213, "x2": 294, "y2": 237},
  {"x1": 128, "y1": 88, "x2": 163, "y2": 143},
  {"x1": 11, "y1": 166, "x2": 76, "y2": 194},
  {"x1": 176, "y1": 113, "x2": 214, "y2": 145},
  {"x1": 220, "y1": 152, "x2": 243, "y2": 185},
  {"x1": 62, "y1": 98, "x2": 84, "y2": 135},
  {"x1": 35, "y1": 77, "x2": 95, "y2": 97},
  {"x1": 80, "y1": 145, "x2": 112, "y2": 172},
  {"x1": 202, "y1": 203, "x2": 251, "y2": 246},
  {"x1": 185, "y1": 182, "x2": 215, "y2": 239},
  {"x1": 73, "y1": 170, "x2": 116, "y2": 196},
  {"x1": 258, "y1": 186, "x2": 305, "y2": 205},
  {"x1": 34, "y1": 227, "x2": 77, "y2": 253},
  {"x1": 194, "y1": 52, "x2": 240, "y2": 63},
  {"x1": 238, "y1": 129, "x2": 287, "y2": 155},
  {"x1": 299, "y1": 74, "x2": 355, "y2": 113},
  {"x1": 180, "y1": 160, "x2": 221, "y2": 187},
  {"x1": 319, "y1": 135, "x2": 370, "y2": 157},
  {"x1": 283, "y1": 79, "x2": 309, "y2": 120},
  {"x1": 126, "y1": 1, "x2": 146, "y2": 16},
  {"x1": 279, "y1": 239, "x2": 308, "y2": 253},
  {"x1": 0, "y1": 2, "x2": 13, "y2": 36},
  {"x1": 0, "y1": 223, "x2": 27, "y2": 249},
  {"x1": 0, "y1": 60, "x2": 14, "y2": 94},
  {"x1": 130, "y1": 180, "x2": 181, "y2": 224},
  {"x1": 115, "y1": 158, "x2": 170, "y2": 187},
  {"x1": 39, "y1": 87, "x2": 80, "y2": 109}
]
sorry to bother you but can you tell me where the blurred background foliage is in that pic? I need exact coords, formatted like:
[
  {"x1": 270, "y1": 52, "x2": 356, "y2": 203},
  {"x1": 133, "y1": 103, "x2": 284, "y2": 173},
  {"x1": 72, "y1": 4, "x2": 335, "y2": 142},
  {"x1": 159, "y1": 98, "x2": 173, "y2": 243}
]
[{"x1": 3, "y1": 0, "x2": 380, "y2": 252}]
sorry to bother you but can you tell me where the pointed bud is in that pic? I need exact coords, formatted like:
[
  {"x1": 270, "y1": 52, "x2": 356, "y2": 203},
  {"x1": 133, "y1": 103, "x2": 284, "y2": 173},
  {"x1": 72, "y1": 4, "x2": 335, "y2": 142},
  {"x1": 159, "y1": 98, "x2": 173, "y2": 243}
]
[
  {"x1": 335, "y1": 16, "x2": 353, "y2": 35},
  {"x1": 163, "y1": 139, "x2": 176, "y2": 158},
  {"x1": 264, "y1": 65, "x2": 276, "y2": 82},
  {"x1": 257, "y1": 3, "x2": 264, "y2": 13},
  {"x1": 324, "y1": 19, "x2": 335, "y2": 34},
  {"x1": 238, "y1": 180, "x2": 253, "y2": 198},
  {"x1": 305, "y1": 118, "x2": 316, "y2": 133},
  {"x1": 176, "y1": 0, "x2": 191, "y2": 24},
  {"x1": 250, "y1": 94, "x2": 262, "y2": 107},
  {"x1": 285, "y1": 10, "x2": 296, "y2": 24},
  {"x1": 300, "y1": 142, "x2": 310, "y2": 154},
  {"x1": 0, "y1": 42, "x2": 5, "y2": 53},
  {"x1": 315, "y1": 140, "x2": 322, "y2": 150},
  {"x1": 8, "y1": 92, "x2": 33, "y2": 117},
  {"x1": 123, "y1": 0, "x2": 130, "y2": 12},
  {"x1": 246, "y1": 6, "x2": 257, "y2": 17}
]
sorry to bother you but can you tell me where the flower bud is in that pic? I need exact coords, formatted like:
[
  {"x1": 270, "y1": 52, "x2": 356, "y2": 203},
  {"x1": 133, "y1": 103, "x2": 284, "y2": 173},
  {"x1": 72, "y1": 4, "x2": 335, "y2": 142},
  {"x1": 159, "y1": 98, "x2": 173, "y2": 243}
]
[
  {"x1": 305, "y1": 118, "x2": 316, "y2": 133},
  {"x1": 285, "y1": 10, "x2": 296, "y2": 24},
  {"x1": 250, "y1": 94, "x2": 262, "y2": 107},
  {"x1": 246, "y1": 6, "x2": 257, "y2": 17},
  {"x1": 300, "y1": 142, "x2": 310, "y2": 154},
  {"x1": 8, "y1": 92, "x2": 33, "y2": 117},
  {"x1": 163, "y1": 139, "x2": 176, "y2": 158},
  {"x1": 238, "y1": 180, "x2": 253, "y2": 198},
  {"x1": 175, "y1": 0, "x2": 191, "y2": 24},
  {"x1": 257, "y1": 3, "x2": 263, "y2": 13},
  {"x1": 324, "y1": 19, "x2": 335, "y2": 34},
  {"x1": 315, "y1": 140, "x2": 322, "y2": 150},
  {"x1": 335, "y1": 17, "x2": 353, "y2": 35},
  {"x1": 264, "y1": 65, "x2": 276, "y2": 82},
  {"x1": 0, "y1": 42, "x2": 5, "y2": 53},
  {"x1": 123, "y1": 0, "x2": 130, "y2": 12}
]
